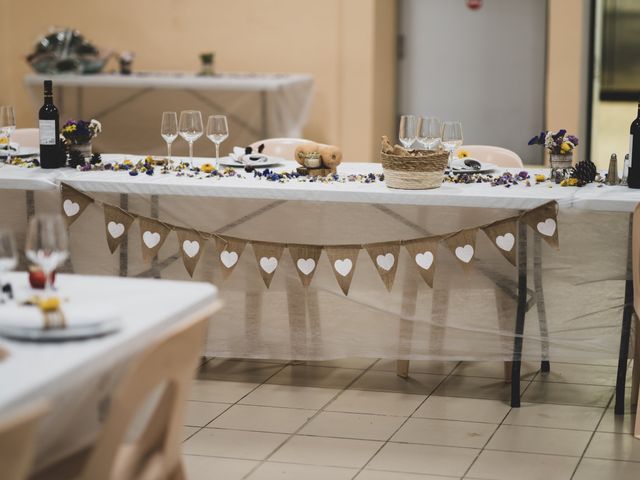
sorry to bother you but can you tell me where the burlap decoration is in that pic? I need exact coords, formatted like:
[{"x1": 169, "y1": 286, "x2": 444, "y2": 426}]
[
  {"x1": 522, "y1": 201, "x2": 559, "y2": 249},
  {"x1": 325, "y1": 245, "x2": 361, "y2": 295},
  {"x1": 252, "y1": 241, "x2": 285, "y2": 288},
  {"x1": 214, "y1": 235, "x2": 248, "y2": 279},
  {"x1": 364, "y1": 241, "x2": 401, "y2": 291},
  {"x1": 176, "y1": 228, "x2": 206, "y2": 277},
  {"x1": 103, "y1": 204, "x2": 136, "y2": 254},
  {"x1": 404, "y1": 236, "x2": 440, "y2": 287},
  {"x1": 61, "y1": 183, "x2": 93, "y2": 226},
  {"x1": 482, "y1": 217, "x2": 519, "y2": 266},
  {"x1": 138, "y1": 216, "x2": 172, "y2": 263},
  {"x1": 444, "y1": 229, "x2": 477, "y2": 271},
  {"x1": 288, "y1": 244, "x2": 323, "y2": 287}
]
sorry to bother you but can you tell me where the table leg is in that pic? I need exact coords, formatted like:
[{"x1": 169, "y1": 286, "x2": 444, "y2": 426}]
[
  {"x1": 511, "y1": 221, "x2": 528, "y2": 408},
  {"x1": 534, "y1": 235, "x2": 550, "y2": 373},
  {"x1": 119, "y1": 194, "x2": 128, "y2": 277},
  {"x1": 150, "y1": 195, "x2": 160, "y2": 279}
]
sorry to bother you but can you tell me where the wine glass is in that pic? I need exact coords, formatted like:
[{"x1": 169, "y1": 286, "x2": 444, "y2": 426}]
[
  {"x1": 417, "y1": 116, "x2": 442, "y2": 150},
  {"x1": 0, "y1": 106, "x2": 16, "y2": 161},
  {"x1": 442, "y1": 121, "x2": 464, "y2": 168},
  {"x1": 161, "y1": 112, "x2": 178, "y2": 165},
  {"x1": 399, "y1": 115, "x2": 417, "y2": 149},
  {"x1": 206, "y1": 115, "x2": 229, "y2": 167},
  {"x1": 0, "y1": 229, "x2": 17, "y2": 302},
  {"x1": 178, "y1": 110, "x2": 203, "y2": 167},
  {"x1": 26, "y1": 214, "x2": 69, "y2": 299}
]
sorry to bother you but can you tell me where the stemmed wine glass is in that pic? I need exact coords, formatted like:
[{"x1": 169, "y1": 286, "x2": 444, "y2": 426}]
[
  {"x1": 399, "y1": 115, "x2": 417, "y2": 149},
  {"x1": 26, "y1": 214, "x2": 69, "y2": 299},
  {"x1": 417, "y1": 116, "x2": 442, "y2": 150},
  {"x1": 161, "y1": 112, "x2": 178, "y2": 166},
  {"x1": 206, "y1": 115, "x2": 229, "y2": 167},
  {"x1": 178, "y1": 110, "x2": 203, "y2": 167},
  {"x1": 0, "y1": 229, "x2": 17, "y2": 302},
  {"x1": 0, "y1": 106, "x2": 16, "y2": 161},
  {"x1": 442, "y1": 121, "x2": 464, "y2": 168}
]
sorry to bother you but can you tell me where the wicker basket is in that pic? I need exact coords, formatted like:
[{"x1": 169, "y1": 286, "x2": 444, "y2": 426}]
[{"x1": 381, "y1": 150, "x2": 449, "y2": 189}]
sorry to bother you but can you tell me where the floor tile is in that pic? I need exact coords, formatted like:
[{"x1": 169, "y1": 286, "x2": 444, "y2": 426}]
[
  {"x1": 452, "y1": 361, "x2": 538, "y2": 380},
  {"x1": 198, "y1": 359, "x2": 284, "y2": 383},
  {"x1": 300, "y1": 411, "x2": 405, "y2": 441},
  {"x1": 267, "y1": 365, "x2": 361, "y2": 388},
  {"x1": 209, "y1": 404, "x2": 315, "y2": 433},
  {"x1": 182, "y1": 428, "x2": 288, "y2": 459},
  {"x1": 597, "y1": 408, "x2": 637, "y2": 434},
  {"x1": 306, "y1": 357, "x2": 378, "y2": 369},
  {"x1": 413, "y1": 396, "x2": 511, "y2": 424},
  {"x1": 485, "y1": 424, "x2": 591, "y2": 456},
  {"x1": 270, "y1": 435, "x2": 382, "y2": 468},
  {"x1": 503, "y1": 402, "x2": 604, "y2": 431},
  {"x1": 327, "y1": 389, "x2": 426, "y2": 416},
  {"x1": 368, "y1": 443, "x2": 478, "y2": 477},
  {"x1": 521, "y1": 382, "x2": 613, "y2": 407},
  {"x1": 392, "y1": 417, "x2": 497, "y2": 448},
  {"x1": 573, "y1": 458, "x2": 640, "y2": 480},
  {"x1": 350, "y1": 370, "x2": 446, "y2": 395},
  {"x1": 189, "y1": 379, "x2": 259, "y2": 403},
  {"x1": 182, "y1": 426, "x2": 199, "y2": 442},
  {"x1": 585, "y1": 431, "x2": 640, "y2": 462},
  {"x1": 357, "y1": 471, "x2": 454, "y2": 480},
  {"x1": 372, "y1": 359, "x2": 459, "y2": 375},
  {"x1": 247, "y1": 462, "x2": 357, "y2": 479},
  {"x1": 184, "y1": 401, "x2": 230, "y2": 427},
  {"x1": 532, "y1": 363, "x2": 618, "y2": 386},
  {"x1": 433, "y1": 375, "x2": 526, "y2": 401},
  {"x1": 183, "y1": 455, "x2": 258, "y2": 480},
  {"x1": 240, "y1": 384, "x2": 340, "y2": 410},
  {"x1": 466, "y1": 450, "x2": 579, "y2": 480}
]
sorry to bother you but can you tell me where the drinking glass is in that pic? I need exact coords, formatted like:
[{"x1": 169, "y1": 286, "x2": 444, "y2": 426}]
[
  {"x1": 206, "y1": 115, "x2": 229, "y2": 166},
  {"x1": 417, "y1": 116, "x2": 442, "y2": 150},
  {"x1": 161, "y1": 112, "x2": 178, "y2": 165},
  {"x1": 442, "y1": 121, "x2": 464, "y2": 168},
  {"x1": 0, "y1": 228, "x2": 17, "y2": 302},
  {"x1": 398, "y1": 115, "x2": 417, "y2": 149},
  {"x1": 178, "y1": 110, "x2": 203, "y2": 166},
  {"x1": 0, "y1": 106, "x2": 16, "y2": 161},
  {"x1": 26, "y1": 214, "x2": 69, "y2": 298}
]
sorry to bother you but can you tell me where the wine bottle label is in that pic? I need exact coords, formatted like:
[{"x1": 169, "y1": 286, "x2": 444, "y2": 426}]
[
  {"x1": 630, "y1": 134, "x2": 634, "y2": 164},
  {"x1": 39, "y1": 120, "x2": 56, "y2": 145}
]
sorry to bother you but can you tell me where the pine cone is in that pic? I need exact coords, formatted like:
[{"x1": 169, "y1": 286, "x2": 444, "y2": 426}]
[{"x1": 571, "y1": 160, "x2": 597, "y2": 184}]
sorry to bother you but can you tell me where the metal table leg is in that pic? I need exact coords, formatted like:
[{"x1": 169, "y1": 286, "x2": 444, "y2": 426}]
[
  {"x1": 511, "y1": 221, "x2": 528, "y2": 408},
  {"x1": 534, "y1": 235, "x2": 550, "y2": 373},
  {"x1": 119, "y1": 194, "x2": 128, "y2": 277}
]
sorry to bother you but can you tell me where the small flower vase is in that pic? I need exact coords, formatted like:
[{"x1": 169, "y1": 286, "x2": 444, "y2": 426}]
[
  {"x1": 549, "y1": 152, "x2": 573, "y2": 183},
  {"x1": 68, "y1": 142, "x2": 92, "y2": 162}
]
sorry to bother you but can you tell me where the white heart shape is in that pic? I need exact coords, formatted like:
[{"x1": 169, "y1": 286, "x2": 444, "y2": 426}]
[
  {"x1": 297, "y1": 258, "x2": 316, "y2": 275},
  {"x1": 220, "y1": 250, "x2": 238, "y2": 268},
  {"x1": 259, "y1": 256, "x2": 278, "y2": 274},
  {"x1": 334, "y1": 259, "x2": 352, "y2": 277},
  {"x1": 415, "y1": 251, "x2": 434, "y2": 270},
  {"x1": 182, "y1": 240, "x2": 200, "y2": 258},
  {"x1": 537, "y1": 218, "x2": 556, "y2": 237},
  {"x1": 143, "y1": 231, "x2": 161, "y2": 249},
  {"x1": 107, "y1": 221, "x2": 125, "y2": 239},
  {"x1": 495, "y1": 233, "x2": 515, "y2": 252},
  {"x1": 376, "y1": 253, "x2": 395, "y2": 271},
  {"x1": 455, "y1": 244, "x2": 474, "y2": 263},
  {"x1": 63, "y1": 199, "x2": 80, "y2": 217}
]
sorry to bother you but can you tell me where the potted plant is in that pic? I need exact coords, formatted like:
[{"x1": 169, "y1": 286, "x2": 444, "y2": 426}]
[
  {"x1": 529, "y1": 129, "x2": 578, "y2": 182},
  {"x1": 61, "y1": 119, "x2": 101, "y2": 161}
]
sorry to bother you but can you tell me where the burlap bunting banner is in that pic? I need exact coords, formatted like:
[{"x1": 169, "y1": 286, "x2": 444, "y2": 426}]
[
  {"x1": 444, "y1": 229, "x2": 477, "y2": 271},
  {"x1": 61, "y1": 183, "x2": 93, "y2": 226},
  {"x1": 288, "y1": 244, "x2": 323, "y2": 287},
  {"x1": 364, "y1": 241, "x2": 401, "y2": 292},
  {"x1": 103, "y1": 204, "x2": 136, "y2": 254},
  {"x1": 252, "y1": 241, "x2": 285, "y2": 288},
  {"x1": 325, "y1": 245, "x2": 361, "y2": 295},
  {"x1": 214, "y1": 236, "x2": 248, "y2": 279},
  {"x1": 404, "y1": 236, "x2": 440, "y2": 287},
  {"x1": 175, "y1": 228, "x2": 206, "y2": 277},
  {"x1": 522, "y1": 201, "x2": 559, "y2": 249},
  {"x1": 482, "y1": 217, "x2": 519, "y2": 266},
  {"x1": 138, "y1": 216, "x2": 172, "y2": 263}
]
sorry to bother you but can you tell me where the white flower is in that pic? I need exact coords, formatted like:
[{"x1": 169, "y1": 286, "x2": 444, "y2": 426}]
[{"x1": 89, "y1": 119, "x2": 102, "y2": 136}]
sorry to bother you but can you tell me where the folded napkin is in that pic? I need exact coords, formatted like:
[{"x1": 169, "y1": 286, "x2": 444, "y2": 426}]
[{"x1": 0, "y1": 302, "x2": 120, "y2": 330}]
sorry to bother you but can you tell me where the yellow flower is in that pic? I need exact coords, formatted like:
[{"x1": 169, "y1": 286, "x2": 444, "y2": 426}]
[
  {"x1": 535, "y1": 174, "x2": 546, "y2": 183},
  {"x1": 38, "y1": 296, "x2": 60, "y2": 312},
  {"x1": 62, "y1": 124, "x2": 77, "y2": 133},
  {"x1": 457, "y1": 149, "x2": 470, "y2": 159},
  {"x1": 560, "y1": 178, "x2": 578, "y2": 187},
  {"x1": 560, "y1": 142, "x2": 571, "y2": 153},
  {"x1": 200, "y1": 163, "x2": 215, "y2": 173},
  {"x1": 0, "y1": 137, "x2": 8, "y2": 144},
  {"x1": 123, "y1": 159, "x2": 133, "y2": 166}
]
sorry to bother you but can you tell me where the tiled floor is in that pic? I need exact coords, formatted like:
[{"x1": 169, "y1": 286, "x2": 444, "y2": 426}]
[{"x1": 182, "y1": 358, "x2": 639, "y2": 480}]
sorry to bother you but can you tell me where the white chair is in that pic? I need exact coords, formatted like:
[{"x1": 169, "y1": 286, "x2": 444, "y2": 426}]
[
  {"x1": 11, "y1": 128, "x2": 39, "y2": 148},
  {"x1": 459, "y1": 145, "x2": 524, "y2": 168},
  {"x1": 249, "y1": 138, "x2": 315, "y2": 161}
]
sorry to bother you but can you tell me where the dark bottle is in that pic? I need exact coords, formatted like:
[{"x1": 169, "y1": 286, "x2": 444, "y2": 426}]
[
  {"x1": 627, "y1": 99, "x2": 640, "y2": 188},
  {"x1": 39, "y1": 80, "x2": 62, "y2": 169}
]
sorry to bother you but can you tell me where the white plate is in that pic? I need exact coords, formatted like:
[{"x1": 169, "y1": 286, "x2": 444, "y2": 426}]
[
  {"x1": 0, "y1": 146, "x2": 39, "y2": 158},
  {"x1": 218, "y1": 154, "x2": 283, "y2": 168},
  {"x1": 0, "y1": 318, "x2": 121, "y2": 342},
  {"x1": 448, "y1": 159, "x2": 498, "y2": 174}
]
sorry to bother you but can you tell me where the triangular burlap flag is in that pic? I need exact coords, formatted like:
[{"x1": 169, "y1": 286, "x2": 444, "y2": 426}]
[
  {"x1": 404, "y1": 236, "x2": 440, "y2": 288},
  {"x1": 522, "y1": 201, "x2": 559, "y2": 250},
  {"x1": 175, "y1": 228, "x2": 206, "y2": 277},
  {"x1": 252, "y1": 241, "x2": 285, "y2": 288},
  {"x1": 61, "y1": 183, "x2": 93, "y2": 226},
  {"x1": 364, "y1": 241, "x2": 401, "y2": 292},
  {"x1": 325, "y1": 245, "x2": 361, "y2": 296},
  {"x1": 482, "y1": 217, "x2": 519, "y2": 266},
  {"x1": 103, "y1": 204, "x2": 136, "y2": 254},
  {"x1": 139, "y1": 216, "x2": 172, "y2": 263},
  {"x1": 444, "y1": 229, "x2": 477, "y2": 272},
  {"x1": 288, "y1": 244, "x2": 323, "y2": 287},
  {"x1": 214, "y1": 235, "x2": 248, "y2": 279}
]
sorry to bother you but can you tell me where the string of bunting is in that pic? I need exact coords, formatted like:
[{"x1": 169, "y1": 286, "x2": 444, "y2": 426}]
[{"x1": 60, "y1": 183, "x2": 559, "y2": 295}]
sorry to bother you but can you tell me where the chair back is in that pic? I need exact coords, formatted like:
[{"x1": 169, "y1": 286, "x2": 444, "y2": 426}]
[
  {"x1": 460, "y1": 145, "x2": 524, "y2": 168},
  {"x1": 249, "y1": 138, "x2": 315, "y2": 161},
  {"x1": 0, "y1": 402, "x2": 48, "y2": 480},
  {"x1": 11, "y1": 128, "x2": 39, "y2": 148}
]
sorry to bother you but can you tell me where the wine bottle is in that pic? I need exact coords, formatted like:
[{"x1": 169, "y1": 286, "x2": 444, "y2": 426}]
[
  {"x1": 39, "y1": 80, "x2": 62, "y2": 169},
  {"x1": 627, "y1": 99, "x2": 640, "y2": 188}
]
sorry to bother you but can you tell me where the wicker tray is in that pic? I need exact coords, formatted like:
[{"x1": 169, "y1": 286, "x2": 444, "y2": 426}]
[{"x1": 381, "y1": 150, "x2": 449, "y2": 190}]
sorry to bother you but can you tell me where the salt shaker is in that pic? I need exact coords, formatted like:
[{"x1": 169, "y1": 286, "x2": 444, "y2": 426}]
[
  {"x1": 621, "y1": 154, "x2": 630, "y2": 186},
  {"x1": 606, "y1": 153, "x2": 619, "y2": 185}
]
